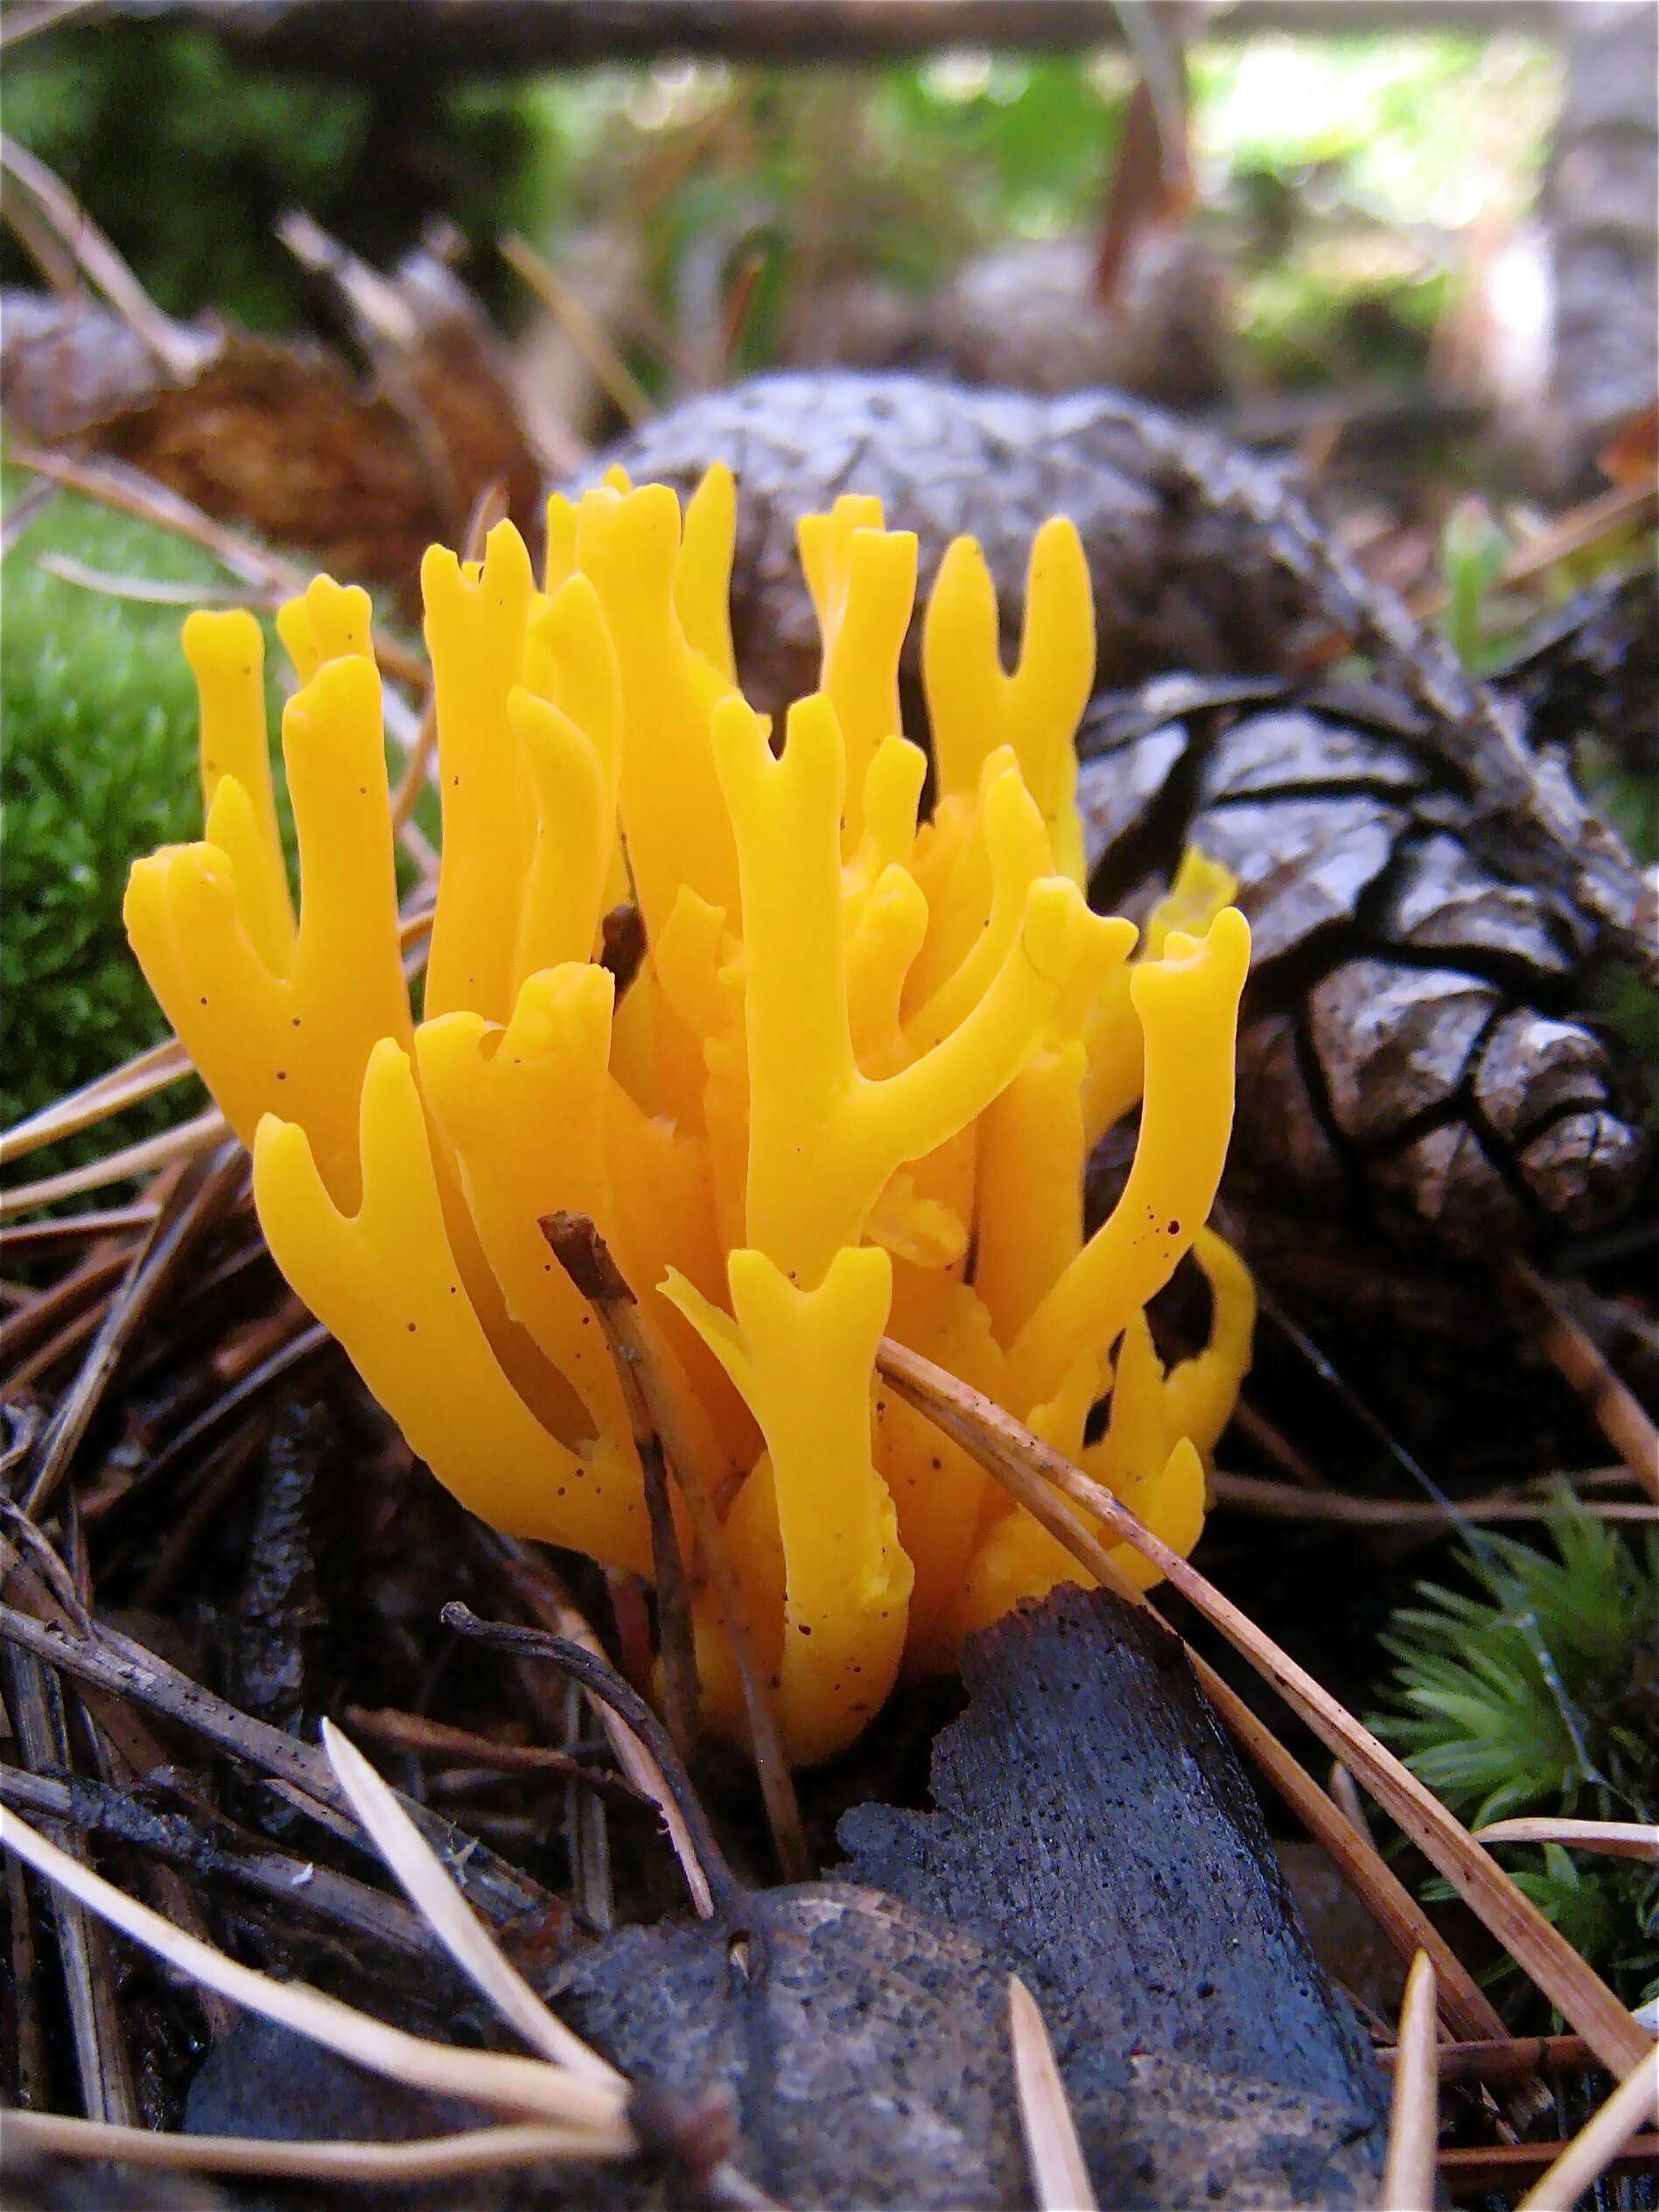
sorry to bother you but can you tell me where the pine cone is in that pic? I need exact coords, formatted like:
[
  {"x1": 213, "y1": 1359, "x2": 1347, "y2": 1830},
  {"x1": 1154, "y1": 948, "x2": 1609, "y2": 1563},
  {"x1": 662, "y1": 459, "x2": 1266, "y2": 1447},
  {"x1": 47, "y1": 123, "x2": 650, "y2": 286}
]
[
  {"x1": 1080, "y1": 676, "x2": 1648, "y2": 1250},
  {"x1": 586, "y1": 370, "x2": 1312, "y2": 705}
]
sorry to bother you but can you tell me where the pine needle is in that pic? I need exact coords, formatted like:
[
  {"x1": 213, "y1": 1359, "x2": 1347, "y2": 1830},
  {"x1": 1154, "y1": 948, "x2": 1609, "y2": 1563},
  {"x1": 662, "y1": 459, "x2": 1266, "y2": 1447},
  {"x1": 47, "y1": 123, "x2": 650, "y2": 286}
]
[
  {"x1": 1380, "y1": 1953, "x2": 1438, "y2": 2211},
  {"x1": 1010, "y1": 1976, "x2": 1096, "y2": 2212},
  {"x1": 319, "y1": 1718, "x2": 623, "y2": 2085},
  {"x1": 0, "y1": 1805, "x2": 631, "y2": 2138}
]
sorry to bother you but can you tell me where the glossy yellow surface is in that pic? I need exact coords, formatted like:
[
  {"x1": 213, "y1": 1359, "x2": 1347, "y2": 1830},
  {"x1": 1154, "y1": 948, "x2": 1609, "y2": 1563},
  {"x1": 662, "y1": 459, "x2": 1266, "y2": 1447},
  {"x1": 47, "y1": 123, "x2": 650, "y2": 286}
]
[{"x1": 129, "y1": 480, "x2": 1255, "y2": 1763}]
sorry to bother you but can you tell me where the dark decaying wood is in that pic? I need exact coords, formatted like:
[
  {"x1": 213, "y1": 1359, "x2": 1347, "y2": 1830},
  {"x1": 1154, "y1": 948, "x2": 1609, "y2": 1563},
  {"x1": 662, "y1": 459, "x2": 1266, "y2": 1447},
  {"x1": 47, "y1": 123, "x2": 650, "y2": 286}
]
[
  {"x1": 839, "y1": 1583, "x2": 1389, "y2": 2209},
  {"x1": 114, "y1": 1588, "x2": 1387, "y2": 2208}
]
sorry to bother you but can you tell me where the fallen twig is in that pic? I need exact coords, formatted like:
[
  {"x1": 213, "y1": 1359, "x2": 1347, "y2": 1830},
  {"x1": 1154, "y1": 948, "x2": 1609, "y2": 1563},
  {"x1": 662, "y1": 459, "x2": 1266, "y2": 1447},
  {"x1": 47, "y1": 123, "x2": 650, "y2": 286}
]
[
  {"x1": 443, "y1": 1600, "x2": 744, "y2": 1920},
  {"x1": 543, "y1": 1210, "x2": 809, "y2": 1883}
]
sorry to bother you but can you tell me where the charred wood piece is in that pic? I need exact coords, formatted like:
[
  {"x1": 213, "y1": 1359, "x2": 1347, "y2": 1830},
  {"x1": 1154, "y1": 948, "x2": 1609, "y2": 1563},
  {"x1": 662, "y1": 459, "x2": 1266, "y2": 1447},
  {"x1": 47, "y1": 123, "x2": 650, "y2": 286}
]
[{"x1": 838, "y1": 1585, "x2": 1388, "y2": 2208}]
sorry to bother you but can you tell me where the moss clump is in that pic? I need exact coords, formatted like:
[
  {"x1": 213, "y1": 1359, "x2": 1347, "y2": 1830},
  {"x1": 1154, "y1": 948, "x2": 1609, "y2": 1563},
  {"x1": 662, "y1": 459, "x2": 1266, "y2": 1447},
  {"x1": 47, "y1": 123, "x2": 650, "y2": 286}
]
[
  {"x1": 1376, "y1": 1497, "x2": 1659, "y2": 2007},
  {"x1": 0, "y1": 481, "x2": 284, "y2": 1154}
]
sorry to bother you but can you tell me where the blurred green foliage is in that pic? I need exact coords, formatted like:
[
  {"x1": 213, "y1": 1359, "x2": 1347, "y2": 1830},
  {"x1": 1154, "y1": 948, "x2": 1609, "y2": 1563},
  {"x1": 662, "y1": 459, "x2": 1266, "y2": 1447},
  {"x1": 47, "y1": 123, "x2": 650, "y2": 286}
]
[
  {"x1": 2, "y1": 23, "x2": 1558, "y2": 397},
  {"x1": 0, "y1": 22, "x2": 543, "y2": 330},
  {"x1": 1376, "y1": 1498, "x2": 1659, "y2": 2007}
]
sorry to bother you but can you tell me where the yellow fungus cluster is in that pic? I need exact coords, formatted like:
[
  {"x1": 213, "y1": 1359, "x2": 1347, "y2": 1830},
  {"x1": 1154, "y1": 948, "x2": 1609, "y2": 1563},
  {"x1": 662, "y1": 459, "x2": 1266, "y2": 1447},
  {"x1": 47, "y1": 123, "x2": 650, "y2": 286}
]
[{"x1": 126, "y1": 470, "x2": 1254, "y2": 1765}]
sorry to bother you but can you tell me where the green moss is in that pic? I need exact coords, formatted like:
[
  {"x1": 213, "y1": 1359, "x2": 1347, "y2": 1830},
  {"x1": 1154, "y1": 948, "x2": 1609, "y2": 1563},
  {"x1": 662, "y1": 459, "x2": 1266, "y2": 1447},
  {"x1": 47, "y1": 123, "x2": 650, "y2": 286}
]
[
  {"x1": 1375, "y1": 1497, "x2": 1659, "y2": 2006},
  {"x1": 0, "y1": 478, "x2": 286, "y2": 1158}
]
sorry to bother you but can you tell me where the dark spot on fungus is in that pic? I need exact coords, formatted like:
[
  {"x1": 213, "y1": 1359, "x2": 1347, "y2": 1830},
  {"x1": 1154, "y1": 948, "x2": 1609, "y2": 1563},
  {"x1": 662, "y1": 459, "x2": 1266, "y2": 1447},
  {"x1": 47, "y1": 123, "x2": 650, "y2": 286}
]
[{"x1": 1168, "y1": 1219, "x2": 1180, "y2": 1236}]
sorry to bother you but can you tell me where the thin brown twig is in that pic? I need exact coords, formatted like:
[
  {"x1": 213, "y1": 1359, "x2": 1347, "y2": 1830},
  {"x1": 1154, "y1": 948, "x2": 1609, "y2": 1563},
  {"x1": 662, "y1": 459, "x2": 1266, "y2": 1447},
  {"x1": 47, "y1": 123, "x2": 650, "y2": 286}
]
[
  {"x1": 1442, "y1": 2135, "x2": 1659, "y2": 2192},
  {"x1": 4, "y1": 1846, "x2": 51, "y2": 2108},
  {"x1": 35, "y1": 553, "x2": 283, "y2": 610},
  {"x1": 443, "y1": 1602, "x2": 744, "y2": 1920},
  {"x1": 1379, "y1": 2033, "x2": 1593, "y2": 2084},
  {"x1": 5, "y1": 445, "x2": 429, "y2": 687},
  {"x1": 498, "y1": 1540, "x2": 719, "y2": 1919},
  {"x1": 542, "y1": 1212, "x2": 809, "y2": 1883},
  {"x1": 1226, "y1": 1396, "x2": 1328, "y2": 1490},
  {"x1": 541, "y1": 1214, "x2": 699, "y2": 1753},
  {"x1": 24, "y1": 1142, "x2": 245, "y2": 1516},
  {"x1": 0, "y1": 1205, "x2": 162, "y2": 1256},
  {"x1": 1509, "y1": 1261, "x2": 1659, "y2": 1506},
  {"x1": 391, "y1": 692, "x2": 440, "y2": 831},
  {"x1": 342, "y1": 1704, "x2": 652, "y2": 1808},
  {"x1": 1416, "y1": 480, "x2": 1659, "y2": 612},
  {"x1": 0, "y1": 1536, "x2": 237, "y2": 2040},
  {"x1": 1190, "y1": 1660, "x2": 1506, "y2": 2046},
  {"x1": 3, "y1": 1295, "x2": 107, "y2": 1401},
  {"x1": 0, "y1": 1765, "x2": 438, "y2": 1964},
  {"x1": 720, "y1": 247, "x2": 766, "y2": 375},
  {"x1": 0, "y1": 1245, "x2": 132, "y2": 1370},
  {"x1": 0, "y1": 1038, "x2": 192, "y2": 1167},
  {"x1": 0, "y1": 1642, "x2": 138, "y2": 2124},
  {"x1": 128, "y1": 1422, "x2": 267, "y2": 1609},
  {"x1": 500, "y1": 233, "x2": 655, "y2": 427},
  {"x1": 1208, "y1": 1469, "x2": 1659, "y2": 1525},
  {"x1": 0, "y1": 1110, "x2": 227, "y2": 1219},
  {"x1": 0, "y1": 133, "x2": 209, "y2": 379},
  {"x1": 0, "y1": 1591, "x2": 551, "y2": 1928},
  {"x1": 94, "y1": 1319, "x2": 332, "y2": 1519},
  {"x1": 1, "y1": 474, "x2": 62, "y2": 554}
]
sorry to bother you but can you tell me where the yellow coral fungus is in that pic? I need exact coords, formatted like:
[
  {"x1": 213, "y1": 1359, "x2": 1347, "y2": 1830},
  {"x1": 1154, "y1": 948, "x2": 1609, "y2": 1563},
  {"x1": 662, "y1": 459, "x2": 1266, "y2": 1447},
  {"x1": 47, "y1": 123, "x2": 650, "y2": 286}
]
[{"x1": 127, "y1": 472, "x2": 1255, "y2": 1764}]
